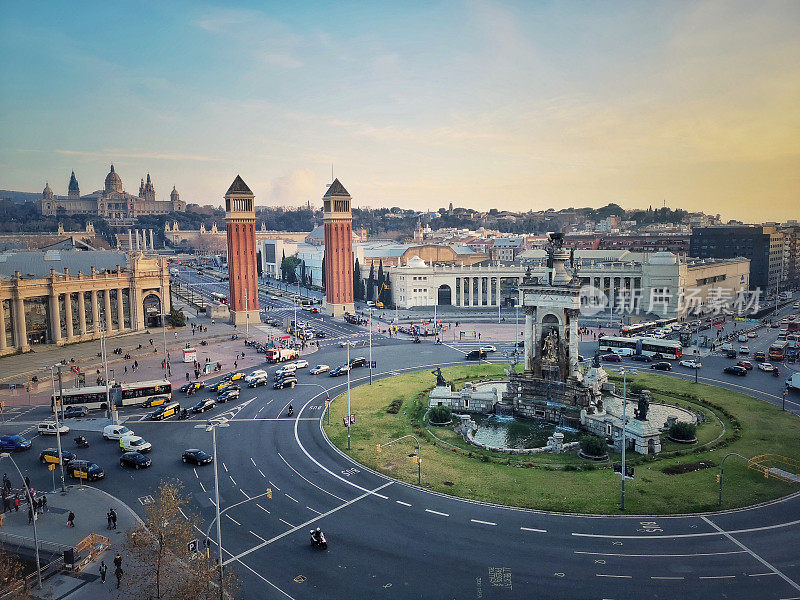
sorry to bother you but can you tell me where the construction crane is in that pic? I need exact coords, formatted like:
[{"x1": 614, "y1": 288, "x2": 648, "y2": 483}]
[{"x1": 376, "y1": 281, "x2": 390, "y2": 309}]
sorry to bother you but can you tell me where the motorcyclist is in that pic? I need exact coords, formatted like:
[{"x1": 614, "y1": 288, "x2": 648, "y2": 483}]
[
  {"x1": 311, "y1": 527, "x2": 323, "y2": 544},
  {"x1": 288, "y1": 405, "x2": 294, "y2": 416}
]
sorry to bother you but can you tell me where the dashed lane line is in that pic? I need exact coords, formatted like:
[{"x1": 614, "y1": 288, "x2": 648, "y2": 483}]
[
  {"x1": 279, "y1": 518, "x2": 294, "y2": 528},
  {"x1": 226, "y1": 514, "x2": 241, "y2": 526},
  {"x1": 749, "y1": 573, "x2": 779, "y2": 577},
  {"x1": 572, "y1": 517, "x2": 800, "y2": 539},
  {"x1": 470, "y1": 519, "x2": 496, "y2": 526},
  {"x1": 521, "y1": 527, "x2": 547, "y2": 533},
  {"x1": 651, "y1": 576, "x2": 685, "y2": 580},
  {"x1": 240, "y1": 489, "x2": 250, "y2": 499},
  {"x1": 249, "y1": 530, "x2": 267, "y2": 542},
  {"x1": 596, "y1": 574, "x2": 632, "y2": 579},
  {"x1": 285, "y1": 493, "x2": 299, "y2": 503},
  {"x1": 256, "y1": 503, "x2": 270, "y2": 515},
  {"x1": 229, "y1": 475, "x2": 237, "y2": 486},
  {"x1": 199, "y1": 480, "x2": 207, "y2": 493},
  {"x1": 396, "y1": 501, "x2": 412, "y2": 507},
  {"x1": 306, "y1": 506, "x2": 321, "y2": 514},
  {"x1": 250, "y1": 457, "x2": 257, "y2": 467},
  {"x1": 258, "y1": 469, "x2": 266, "y2": 478},
  {"x1": 223, "y1": 462, "x2": 228, "y2": 472},
  {"x1": 425, "y1": 509, "x2": 450, "y2": 517},
  {"x1": 276, "y1": 452, "x2": 346, "y2": 502},
  {"x1": 701, "y1": 515, "x2": 800, "y2": 592},
  {"x1": 223, "y1": 481, "x2": 393, "y2": 565},
  {"x1": 193, "y1": 468, "x2": 198, "y2": 479},
  {"x1": 268, "y1": 480, "x2": 280, "y2": 491}
]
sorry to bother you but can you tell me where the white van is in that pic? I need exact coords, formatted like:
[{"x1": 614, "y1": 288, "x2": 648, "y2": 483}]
[
  {"x1": 103, "y1": 424, "x2": 134, "y2": 440},
  {"x1": 275, "y1": 364, "x2": 297, "y2": 379},
  {"x1": 38, "y1": 421, "x2": 69, "y2": 435}
]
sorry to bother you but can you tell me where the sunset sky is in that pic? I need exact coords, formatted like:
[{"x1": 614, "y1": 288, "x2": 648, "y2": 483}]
[{"x1": 1, "y1": 1, "x2": 798, "y2": 221}]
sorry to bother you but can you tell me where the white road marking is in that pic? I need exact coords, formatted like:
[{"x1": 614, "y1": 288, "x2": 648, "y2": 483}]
[
  {"x1": 651, "y1": 576, "x2": 684, "y2": 580},
  {"x1": 699, "y1": 575, "x2": 736, "y2": 580},
  {"x1": 199, "y1": 480, "x2": 207, "y2": 493},
  {"x1": 701, "y1": 515, "x2": 800, "y2": 592},
  {"x1": 224, "y1": 481, "x2": 393, "y2": 565},
  {"x1": 749, "y1": 572, "x2": 779, "y2": 577},
  {"x1": 223, "y1": 462, "x2": 228, "y2": 472},
  {"x1": 572, "y1": 517, "x2": 800, "y2": 539},
  {"x1": 425, "y1": 509, "x2": 449, "y2": 517},
  {"x1": 521, "y1": 527, "x2": 547, "y2": 533},
  {"x1": 396, "y1": 500, "x2": 412, "y2": 507},
  {"x1": 240, "y1": 489, "x2": 250, "y2": 499},
  {"x1": 306, "y1": 506, "x2": 321, "y2": 514},
  {"x1": 596, "y1": 574, "x2": 632, "y2": 578},
  {"x1": 574, "y1": 550, "x2": 746, "y2": 558},
  {"x1": 470, "y1": 519, "x2": 496, "y2": 526},
  {"x1": 279, "y1": 518, "x2": 293, "y2": 527},
  {"x1": 250, "y1": 457, "x2": 257, "y2": 467},
  {"x1": 268, "y1": 480, "x2": 280, "y2": 491},
  {"x1": 229, "y1": 475, "x2": 237, "y2": 486},
  {"x1": 226, "y1": 514, "x2": 241, "y2": 526},
  {"x1": 193, "y1": 468, "x2": 198, "y2": 478},
  {"x1": 255, "y1": 503, "x2": 270, "y2": 515},
  {"x1": 249, "y1": 530, "x2": 267, "y2": 542},
  {"x1": 258, "y1": 469, "x2": 266, "y2": 478},
  {"x1": 285, "y1": 493, "x2": 299, "y2": 503}
]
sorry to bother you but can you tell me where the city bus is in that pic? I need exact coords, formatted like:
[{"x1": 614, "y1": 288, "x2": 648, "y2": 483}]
[
  {"x1": 52, "y1": 379, "x2": 172, "y2": 412},
  {"x1": 619, "y1": 322, "x2": 656, "y2": 337},
  {"x1": 599, "y1": 336, "x2": 683, "y2": 360},
  {"x1": 768, "y1": 341, "x2": 788, "y2": 361},
  {"x1": 210, "y1": 292, "x2": 228, "y2": 305}
]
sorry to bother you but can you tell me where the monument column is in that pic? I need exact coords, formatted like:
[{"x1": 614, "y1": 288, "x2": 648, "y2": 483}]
[
  {"x1": 64, "y1": 292, "x2": 74, "y2": 340},
  {"x1": 524, "y1": 307, "x2": 534, "y2": 372},
  {"x1": 90, "y1": 290, "x2": 99, "y2": 334},
  {"x1": 104, "y1": 289, "x2": 113, "y2": 332},
  {"x1": 0, "y1": 300, "x2": 7, "y2": 351},
  {"x1": 77, "y1": 291, "x2": 86, "y2": 336},
  {"x1": 48, "y1": 286, "x2": 61, "y2": 344},
  {"x1": 568, "y1": 309, "x2": 579, "y2": 376},
  {"x1": 13, "y1": 296, "x2": 27, "y2": 351},
  {"x1": 117, "y1": 288, "x2": 125, "y2": 331}
]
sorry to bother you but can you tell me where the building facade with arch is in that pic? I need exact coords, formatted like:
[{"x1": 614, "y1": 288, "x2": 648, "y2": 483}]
[{"x1": 0, "y1": 250, "x2": 170, "y2": 356}]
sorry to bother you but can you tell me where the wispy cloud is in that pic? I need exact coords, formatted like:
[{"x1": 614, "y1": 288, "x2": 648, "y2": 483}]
[
  {"x1": 54, "y1": 150, "x2": 222, "y2": 163},
  {"x1": 264, "y1": 53, "x2": 303, "y2": 69}
]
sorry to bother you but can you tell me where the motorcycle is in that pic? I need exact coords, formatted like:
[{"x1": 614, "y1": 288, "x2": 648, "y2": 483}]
[
  {"x1": 310, "y1": 529, "x2": 327, "y2": 549},
  {"x1": 288, "y1": 407, "x2": 294, "y2": 417},
  {"x1": 74, "y1": 436, "x2": 89, "y2": 448},
  {"x1": 200, "y1": 340, "x2": 208, "y2": 346},
  {"x1": 179, "y1": 409, "x2": 189, "y2": 420},
  {"x1": 772, "y1": 368, "x2": 780, "y2": 378}
]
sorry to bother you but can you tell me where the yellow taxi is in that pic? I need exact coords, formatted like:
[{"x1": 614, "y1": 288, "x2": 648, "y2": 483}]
[
  {"x1": 39, "y1": 448, "x2": 76, "y2": 465},
  {"x1": 228, "y1": 372, "x2": 245, "y2": 381}
]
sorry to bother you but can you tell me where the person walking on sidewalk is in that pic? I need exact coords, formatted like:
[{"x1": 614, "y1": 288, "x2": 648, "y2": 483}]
[
  {"x1": 99, "y1": 561, "x2": 107, "y2": 584},
  {"x1": 13, "y1": 495, "x2": 19, "y2": 512},
  {"x1": 115, "y1": 565, "x2": 123, "y2": 589},
  {"x1": 107, "y1": 510, "x2": 113, "y2": 529},
  {"x1": 111, "y1": 508, "x2": 117, "y2": 529},
  {"x1": 66, "y1": 510, "x2": 75, "y2": 527},
  {"x1": 41, "y1": 495, "x2": 47, "y2": 513},
  {"x1": 2, "y1": 490, "x2": 9, "y2": 513}
]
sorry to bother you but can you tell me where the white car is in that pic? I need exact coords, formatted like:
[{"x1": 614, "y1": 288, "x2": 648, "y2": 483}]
[
  {"x1": 339, "y1": 340, "x2": 357, "y2": 348},
  {"x1": 37, "y1": 421, "x2": 69, "y2": 435},
  {"x1": 480, "y1": 345, "x2": 497, "y2": 353},
  {"x1": 679, "y1": 359, "x2": 702, "y2": 369},
  {"x1": 757, "y1": 362, "x2": 774, "y2": 372},
  {"x1": 739, "y1": 346, "x2": 750, "y2": 354},
  {"x1": 737, "y1": 334, "x2": 747, "y2": 343},
  {"x1": 310, "y1": 364, "x2": 330, "y2": 375},
  {"x1": 103, "y1": 425, "x2": 134, "y2": 440},
  {"x1": 292, "y1": 359, "x2": 309, "y2": 369},
  {"x1": 275, "y1": 365, "x2": 297, "y2": 378},
  {"x1": 119, "y1": 435, "x2": 152, "y2": 453},
  {"x1": 245, "y1": 369, "x2": 269, "y2": 383}
]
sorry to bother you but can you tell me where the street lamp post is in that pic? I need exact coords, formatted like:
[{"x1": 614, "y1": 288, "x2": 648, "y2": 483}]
[
  {"x1": 369, "y1": 308, "x2": 373, "y2": 385},
  {"x1": 161, "y1": 281, "x2": 168, "y2": 380},
  {"x1": 195, "y1": 420, "x2": 229, "y2": 600},
  {"x1": 620, "y1": 367, "x2": 627, "y2": 511},
  {"x1": 49, "y1": 364, "x2": 66, "y2": 494},
  {"x1": 346, "y1": 342, "x2": 351, "y2": 450},
  {"x1": 1, "y1": 453, "x2": 42, "y2": 588}
]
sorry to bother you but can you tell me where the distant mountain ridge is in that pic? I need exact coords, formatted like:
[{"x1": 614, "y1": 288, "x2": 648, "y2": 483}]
[{"x1": 0, "y1": 190, "x2": 40, "y2": 203}]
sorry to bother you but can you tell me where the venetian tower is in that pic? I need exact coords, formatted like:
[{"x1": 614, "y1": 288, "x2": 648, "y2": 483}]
[
  {"x1": 322, "y1": 179, "x2": 354, "y2": 317},
  {"x1": 224, "y1": 175, "x2": 260, "y2": 326}
]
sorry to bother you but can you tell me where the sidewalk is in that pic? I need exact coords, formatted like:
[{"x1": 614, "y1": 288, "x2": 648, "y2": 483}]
[{"x1": 0, "y1": 485, "x2": 141, "y2": 599}]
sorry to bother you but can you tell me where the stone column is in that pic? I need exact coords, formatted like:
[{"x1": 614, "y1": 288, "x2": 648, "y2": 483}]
[
  {"x1": 568, "y1": 311, "x2": 579, "y2": 376},
  {"x1": 49, "y1": 291, "x2": 61, "y2": 344},
  {"x1": 77, "y1": 291, "x2": 86, "y2": 336},
  {"x1": 13, "y1": 297, "x2": 27, "y2": 351},
  {"x1": 524, "y1": 308, "x2": 534, "y2": 372},
  {"x1": 64, "y1": 292, "x2": 74, "y2": 340},
  {"x1": 149, "y1": 229, "x2": 154, "y2": 250},
  {"x1": 0, "y1": 300, "x2": 7, "y2": 351},
  {"x1": 90, "y1": 290, "x2": 99, "y2": 335},
  {"x1": 117, "y1": 288, "x2": 125, "y2": 331},
  {"x1": 104, "y1": 289, "x2": 113, "y2": 332}
]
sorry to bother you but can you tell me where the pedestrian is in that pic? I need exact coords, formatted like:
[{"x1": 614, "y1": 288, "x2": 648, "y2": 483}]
[
  {"x1": 107, "y1": 510, "x2": 113, "y2": 529},
  {"x1": 99, "y1": 561, "x2": 107, "y2": 583},
  {"x1": 66, "y1": 510, "x2": 75, "y2": 527},
  {"x1": 2, "y1": 491, "x2": 9, "y2": 514},
  {"x1": 13, "y1": 495, "x2": 19, "y2": 512},
  {"x1": 175, "y1": 332, "x2": 178, "y2": 339},
  {"x1": 115, "y1": 566, "x2": 123, "y2": 589},
  {"x1": 28, "y1": 506, "x2": 33, "y2": 525},
  {"x1": 41, "y1": 495, "x2": 47, "y2": 512},
  {"x1": 124, "y1": 366, "x2": 127, "y2": 374},
  {"x1": 234, "y1": 361, "x2": 237, "y2": 369},
  {"x1": 2, "y1": 473, "x2": 10, "y2": 492},
  {"x1": 111, "y1": 509, "x2": 117, "y2": 529},
  {"x1": 186, "y1": 372, "x2": 190, "y2": 381},
  {"x1": 113, "y1": 553, "x2": 122, "y2": 570}
]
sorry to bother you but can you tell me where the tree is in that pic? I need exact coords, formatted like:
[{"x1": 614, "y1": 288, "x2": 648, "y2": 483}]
[
  {"x1": 0, "y1": 549, "x2": 32, "y2": 599},
  {"x1": 669, "y1": 421, "x2": 696, "y2": 441},
  {"x1": 579, "y1": 435, "x2": 607, "y2": 457},
  {"x1": 353, "y1": 259, "x2": 362, "y2": 300},
  {"x1": 281, "y1": 255, "x2": 300, "y2": 284},
  {"x1": 367, "y1": 262, "x2": 375, "y2": 301},
  {"x1": 167, "y1": 308, "x2": 186, "y2": 327},
  {"x1": 124, "y1": 480, "x2": 237, "y2": 599},
  {"x1": 377, "y1": 260, "x2": 384, "y2": 302},
  {"x1": 255, "y1": 250, "x2": 262, "y2": 276},
  {"x1": 300, "y1": 260, "x2": 307, "y2": 286}
]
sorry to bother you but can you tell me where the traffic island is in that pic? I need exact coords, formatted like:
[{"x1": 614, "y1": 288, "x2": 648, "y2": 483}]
[{"x1": 322, "y1": 365, "x2": 800, "y2": 514}]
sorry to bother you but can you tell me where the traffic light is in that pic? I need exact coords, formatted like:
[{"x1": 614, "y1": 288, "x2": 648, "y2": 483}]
[
  {"x1": 266, "y1": 488, "x2": 272, "y2": 499},
  {"x1": 376, "y1": 445, "x2": 381, "y2": 453},
  {"x1": 413, "y1": 455, "x2": 419, "y2": 464}
]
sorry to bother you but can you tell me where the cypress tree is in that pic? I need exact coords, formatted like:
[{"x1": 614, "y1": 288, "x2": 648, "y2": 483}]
[
  {"x1": 367, "y1": 262, "x2": 375, "y2": 300},
  {"x1": 353, "y1": 259, "x2": 362, "y2": 300}
]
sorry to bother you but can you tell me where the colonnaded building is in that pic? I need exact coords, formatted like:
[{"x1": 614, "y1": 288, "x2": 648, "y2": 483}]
[
  {"x1": 0, "y1": 250, "x2": 170, "y2": 356},
  {"x1": 389, "y1": 250, "x2": 751, "y2": 320},
  {"x1": 37, "y1": 165, "x2": 186, "y2": 226}
]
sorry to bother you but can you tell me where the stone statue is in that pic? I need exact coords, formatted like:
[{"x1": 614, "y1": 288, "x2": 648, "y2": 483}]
[
  {"x1": 592, "y1": 349, "x2": 601, "y2": 368},
  {"x1": 542, "y1": 329, "x2": 558, "y2": 362},
  {"x1": 634, "y1": 393, "x2": 650, "y2": 421},
  {"x1": 432, "y1": 367, "x2": 447, "y2": 387}
]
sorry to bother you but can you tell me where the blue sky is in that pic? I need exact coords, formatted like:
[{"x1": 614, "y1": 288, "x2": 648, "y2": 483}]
[{"x1": 1, "y1": 1, "x2": 798, "y2": 220}]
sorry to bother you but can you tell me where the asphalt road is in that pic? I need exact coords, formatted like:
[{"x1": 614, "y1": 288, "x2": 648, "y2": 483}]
[{"x1": 2, "y1": 336, "x2": 799, "y2": 598}]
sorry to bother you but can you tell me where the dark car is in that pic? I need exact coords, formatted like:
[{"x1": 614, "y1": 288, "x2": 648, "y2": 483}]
[
  {"x1": 120, "y1": 452, "x2": 152, "y2": 469},
  {"x1": 217, "y1": 384, "x2": 240, "y2": 395},
  {"x1": 329, "y1": 365, "x2": 350, "y2": 377},
  {"x1": 39, "y1": 448, "x2": 76, "y2": 465},
  {"x1": 180, "y1": 382, "x2": 205, "y2": 393},
  {"x1": 650, "y1": 361, "x2": 672, "y2": 371},
  {"x1": 724, "y1": 365, "x2": 748, "y2": 376},
  {"x1": 182, "y1": 449, "x2": 213, "y2": 465},
  {"x1": 273, "y1": 376, "x2": 297, "y2": 389},
  {"x1": 350, "y1": 357, "x2": 367, "y2": 368},
  {"x1": 68, "y1": 460, "x2": 104, "y2": 481},
  {"x1": 753, "y1": 352, "x2": 767, "y2": 362},
  {"x1": 725, "y1": 349, "x2": 738, "y2": 359},
  {"x1": 315, "y1": 331, "x2": 326, "y2": 338},
  {"x1": 63, "y1": 406, "x2": 89, "y2": 419},
  {"x1": 248, "y1": 376, "x2": 269, "y2": 388},
  {"x1": 630, "y1": 354, "x2": 652, "y2": 362},
  {"x1": 0, "y1": 435, "x2": 32, "y2": 451},
  {"x1": 191, "y1": 398, "x2": 216, "y2": 413},
  {"x1": 218, "y1": 389, "x2": 240, "y2": 402},
  {"x1": 465, "y1": 350, "x2": 487, "y2": 361},
  {"x1": 602, "y1": 354, "x2": 622, "y2": 363}
]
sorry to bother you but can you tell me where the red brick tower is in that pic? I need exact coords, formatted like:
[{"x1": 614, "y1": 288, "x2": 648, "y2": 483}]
[
  {"x1": 323, "y1": 179, "x2": 354, "y2": 317},
  {"x1": 224, "y1": 175, "x2": 260, "y2": 326}
]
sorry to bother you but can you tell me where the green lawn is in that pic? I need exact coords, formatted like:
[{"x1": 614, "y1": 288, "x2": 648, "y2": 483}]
[{"x1": 323, "y1": 366, "x2": 800, "y2": 514}]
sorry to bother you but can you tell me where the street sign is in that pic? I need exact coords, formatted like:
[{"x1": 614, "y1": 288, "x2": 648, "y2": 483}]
[
  {"x1": 187, "y1": 539, "x2": 199, "y2": 554},
  {"x1": 369, "y1": 361, "x2": 377, "y2": 368}
]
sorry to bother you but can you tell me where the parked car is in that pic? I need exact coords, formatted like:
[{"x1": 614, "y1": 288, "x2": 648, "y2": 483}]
[
  {"x1": 602, "y1": 354, "x2": 622, "y2": 363},
  {"x1": 39, "y1": 448, "x2": 75, "y2": 465},
  {"x1": 310, "y1": 364, "x2": 330, "y2": 375},
  {"x1": 63, "y1": 406, "x2": 88, "y2": 419},
  {"x1": 480, "y1": 345, "x2": 497, "y2": 353},
  {"x1": 736, "y1": 360, "x2": 753, "y2": 370},
  {"x1": 679, "y1": 359, "x2": 702, "y2": 369},
  {"x1": 650, "y1": 361, "x2": 672, "y2": 371},
  {"x1": 191, "y1": 398, "x2": 216, "y2": 413},
  {"x1": 273, "y1": 376, "x2": 297, "y2": 389},
  {"x1": 465, "y1": 350, "x2": 488, "y2": 361},
  {"x1": 0, "y1": 435, "x2": 31, "y2": 451},
  {"x1": 630, "y1": 354, "x2": 652, "y2": 362},
  {"x1": 724, "y1": 365, "x2": 748, "y2": 376},
  {"x1": 757, "y1": 362, "x2": 775, "y2": 372},
  {"x1": 120, "y1": 452, "x2": 151, "y2": 469},
  {"x1": 68, "y1": 460, "x2": 104, "y2": 481},
  {"x1": 182, "y1": 449, "x2": 213, "y2": 465},
  {"x1": 37, "y1": 421, "x2": 69, "y2": 436}
]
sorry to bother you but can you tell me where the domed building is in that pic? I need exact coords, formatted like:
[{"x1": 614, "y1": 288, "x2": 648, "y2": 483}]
[{"x1": 40, "y1": 164, "x2": 186, "y2": 225}]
